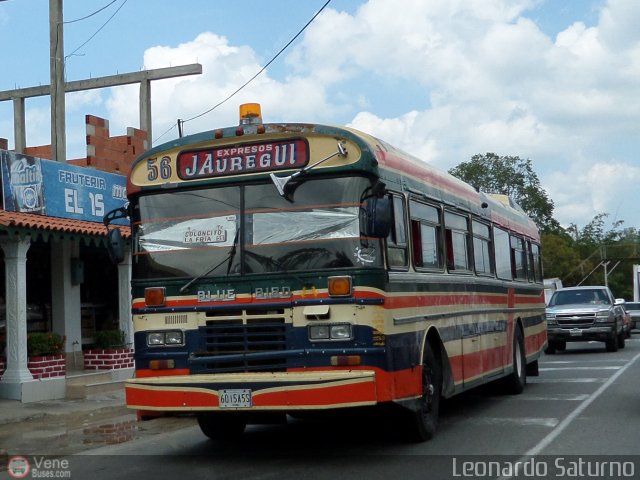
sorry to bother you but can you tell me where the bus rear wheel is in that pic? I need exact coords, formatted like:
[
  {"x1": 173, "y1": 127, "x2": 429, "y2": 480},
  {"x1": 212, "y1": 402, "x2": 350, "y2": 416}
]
[
  {"x1": 405, "y1": 344, "x2": 442, "y2": 442},
  {"x1": 197, "y1": 412, "x2": 247, "y2": 442},
  {"x1": 503, "y1": 327, "x2": 526, "y2": 394}
]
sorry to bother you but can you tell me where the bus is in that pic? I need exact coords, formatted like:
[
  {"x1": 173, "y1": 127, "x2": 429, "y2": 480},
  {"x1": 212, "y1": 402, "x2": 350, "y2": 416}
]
[{"x1": 105, "y1": 103, "x2": 547, "y2": 442}]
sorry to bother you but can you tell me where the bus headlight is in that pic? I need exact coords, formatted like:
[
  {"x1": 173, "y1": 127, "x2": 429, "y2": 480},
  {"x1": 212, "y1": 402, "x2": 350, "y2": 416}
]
[
  {"x1": 146, "y1": 330, "x2": 184, "y2": 346},
  {"x1": 309, "y1": 324, "x2": 352, "y2": 341}
]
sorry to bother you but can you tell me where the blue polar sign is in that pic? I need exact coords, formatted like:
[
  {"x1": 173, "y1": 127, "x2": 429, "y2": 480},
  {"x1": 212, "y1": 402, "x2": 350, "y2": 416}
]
[{"x1": 1, "y1": 150, "x2": 128, "y2": 225}]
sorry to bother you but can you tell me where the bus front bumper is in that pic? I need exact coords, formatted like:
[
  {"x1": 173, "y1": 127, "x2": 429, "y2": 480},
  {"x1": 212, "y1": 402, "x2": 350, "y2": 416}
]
[{"x1": 125, "y1": 370, "x2": 378, "y2": 412}]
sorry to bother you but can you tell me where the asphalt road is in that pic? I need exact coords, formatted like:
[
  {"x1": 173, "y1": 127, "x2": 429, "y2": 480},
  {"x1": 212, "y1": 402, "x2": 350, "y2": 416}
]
[{"x1": 4, "y1": 337, "x2": 640, "y2": 479}]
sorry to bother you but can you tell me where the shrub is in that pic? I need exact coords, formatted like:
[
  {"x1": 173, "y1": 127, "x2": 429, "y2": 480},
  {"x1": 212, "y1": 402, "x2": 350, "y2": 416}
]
[
  {"x1": 27, "y1": 332, "x2": 65, "y2": 356},
  {"x1": 95, "y1": 329, "x2": 126, "y2": 349}
]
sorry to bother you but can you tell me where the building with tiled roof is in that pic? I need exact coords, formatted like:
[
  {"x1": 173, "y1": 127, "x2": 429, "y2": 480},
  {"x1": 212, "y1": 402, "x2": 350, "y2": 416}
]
[{"x1": 0, "y1": 115, "x2": 141, "y2": 402}]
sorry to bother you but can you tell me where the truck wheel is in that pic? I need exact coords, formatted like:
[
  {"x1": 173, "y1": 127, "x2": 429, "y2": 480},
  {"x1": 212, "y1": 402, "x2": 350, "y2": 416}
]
[
  {"x1": 617, "y1": 331, "x2": 626, "y2": 349},
  {"x1": 556, "y1": 341, "x2": 566, "y2": 352},
  {"x1": 544, "y1": 342, "x2": 556, "y2": 354},
  {"x1": 503, "y1": 327, "x2": 526, "y2": 394},
  {"x1": 404, "y1": 344, "x2": 442, "y2": 442},
  {"x1": 605, "y1": 334, "x2": 618, "y2": 352},
  {"x1": 197, "y1": 413, "x2": 247, "y2": 441}
]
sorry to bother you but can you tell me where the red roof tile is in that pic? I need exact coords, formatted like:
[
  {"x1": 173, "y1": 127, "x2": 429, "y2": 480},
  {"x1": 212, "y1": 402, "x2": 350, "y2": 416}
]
[{"x1": 0, "y1": 210, "x2": 130, "y2": 237}]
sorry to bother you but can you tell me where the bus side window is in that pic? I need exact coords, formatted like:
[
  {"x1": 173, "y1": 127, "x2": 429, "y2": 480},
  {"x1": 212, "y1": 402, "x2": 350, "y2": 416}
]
[
  {"x1": 409, "y1": 200, "x2": 441, "y2": 270},
  {"x1": 510, "y1": 235, "x2": 527, "y2": 280},
  {"x1": 386, "y1": 194, "x2": 408, "y2": 268},
  {"x1": 528, "y1": 241, "x2": 542, "y2": 283},
  {"x1": 472, "y1": 220, "x2": 493, "y2": 275},
  {"x1": 444, "y1": 211, "x2": 471, "y2": 272},
  {"x1": 494, "y1": 227, "x2": 512, "y2": 280}
]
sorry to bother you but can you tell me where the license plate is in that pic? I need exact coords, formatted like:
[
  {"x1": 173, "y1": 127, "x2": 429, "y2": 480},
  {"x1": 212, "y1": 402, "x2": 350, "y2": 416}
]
[
  {"x1": 570, "y1": 328, "x2": 582, "y2": 337},
  {"x1": 219, "y1": 389, "x2": 252, "y2": 408}
]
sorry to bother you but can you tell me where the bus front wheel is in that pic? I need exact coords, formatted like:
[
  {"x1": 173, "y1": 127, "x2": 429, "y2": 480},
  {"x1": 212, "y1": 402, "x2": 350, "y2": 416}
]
[
  {"x1": 197, "y1": 412, "x2": 247, "y2": 442},
  {"x1": 405, "y1": 344, "x2": 442, "y2": 442}
]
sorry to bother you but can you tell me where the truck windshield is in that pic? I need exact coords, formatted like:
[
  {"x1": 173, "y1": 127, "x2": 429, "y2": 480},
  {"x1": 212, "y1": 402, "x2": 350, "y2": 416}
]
[
  {"x1": 131, "y1": 176, "x2": 382, "y2": 279},
  {"x1": 550, "y1": 289, "x2": 610, "y2": 306}
]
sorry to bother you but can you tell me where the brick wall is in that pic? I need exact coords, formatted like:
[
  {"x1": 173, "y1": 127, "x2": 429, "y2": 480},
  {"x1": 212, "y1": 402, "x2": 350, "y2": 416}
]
[
  {"x1": 83, "y1": 348, "x2": 134, "y2": 370},
  {"x1": 27, "y1": 355, "x2": 66, "y2": 379},
  {"x1": 72, "y1": 115, "x2": 147, "y2": 175},
  {"x1": 3, "y1": 114, "x2": 147, "y2": 175}
]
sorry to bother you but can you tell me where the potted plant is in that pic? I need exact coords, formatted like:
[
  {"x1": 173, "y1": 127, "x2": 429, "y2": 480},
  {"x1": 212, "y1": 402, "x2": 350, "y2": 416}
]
[
  {"x1": 26, "y1": 332, "x2": 66, "y2": 379},
  {"x1": 27, "y1": 332, "x2": 65, "y2": 357}
]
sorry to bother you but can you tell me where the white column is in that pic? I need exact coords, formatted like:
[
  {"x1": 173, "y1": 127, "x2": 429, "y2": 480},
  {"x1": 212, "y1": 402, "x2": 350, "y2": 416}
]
[
  {"x1": 117, "y1": 250, "x2": 132, "y2": 346},
  {"x1": 0, "y1": 237, "x2": 33, "y2": 383},
  {"x1": 50, "y1": 239, "x2": 82, "y2": 353}
]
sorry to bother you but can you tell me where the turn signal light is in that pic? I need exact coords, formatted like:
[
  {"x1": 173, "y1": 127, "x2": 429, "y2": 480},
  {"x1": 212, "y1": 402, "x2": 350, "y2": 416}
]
[
  {"x1": 145, "y1": 287, "x2": 166, "y2": 307},
  {"x1": 331, "y1": 355, "x2": 361, "y2": 366},
  {"x1": 149, "y1": 359, "x2": 175, "y2": 370},
  {"x1": 328, "y1": 276, "x2": 352, "y2": 297}
]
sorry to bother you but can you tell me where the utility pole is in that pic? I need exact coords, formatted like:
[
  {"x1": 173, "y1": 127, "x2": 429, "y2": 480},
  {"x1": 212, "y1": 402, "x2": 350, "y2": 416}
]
[{"x1": 50, "y1": 0, "x2": 66, "y2": 162}]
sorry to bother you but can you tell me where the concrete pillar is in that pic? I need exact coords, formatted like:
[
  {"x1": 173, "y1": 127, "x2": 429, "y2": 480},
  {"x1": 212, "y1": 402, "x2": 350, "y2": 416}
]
[
  {"x1": 117, "y1": 250, "x2": 132, "y2": 345},
  {"x1": 140, "y1": 79, "x2": 152, "y2": 143},
  {"x1": 50, "y1": 239, "x2": 82, "y2": 357},
  {"x1": 0, "y1": 237, "x2": 33, "y2": 386},
  {"x1": 13, "y1": 97, "x2": 26, "y2": 154}
]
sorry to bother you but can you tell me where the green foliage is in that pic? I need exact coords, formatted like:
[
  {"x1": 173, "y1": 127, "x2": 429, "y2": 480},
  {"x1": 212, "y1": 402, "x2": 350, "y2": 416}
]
[
  {"x1": 27, "y1": 332, "x2": 65, "y2": 356},
  {"x1": 448, "y1": 153, "x2": 561, "y2": 233},
  {"x1": 95, "y1": 329, "x2": 126, "y2": 349}
]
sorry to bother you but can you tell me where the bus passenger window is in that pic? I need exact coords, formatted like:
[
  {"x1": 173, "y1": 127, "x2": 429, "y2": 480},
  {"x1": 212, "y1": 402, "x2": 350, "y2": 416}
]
[
  {"x1": 494, "y1": 227, "x2": 512, "y2": 280},
  {"x1": 444, "y1": 211, "x2": 471, "y2": 271},
  {"x1": 409, "y1": 200, "x2": 441, "y2": 270},
  {"x1": 472, "y1": 220, "x2": 493, "y2": 275},
  {"x1": 387, "y1": 194, "x2": 407, "y2": 268},
  {"x1": 528, "y1": 242, "x2": 542, "y2": 283},
  {"x1": 510, "y1": 236, "x2": 527, "y2": 280}
]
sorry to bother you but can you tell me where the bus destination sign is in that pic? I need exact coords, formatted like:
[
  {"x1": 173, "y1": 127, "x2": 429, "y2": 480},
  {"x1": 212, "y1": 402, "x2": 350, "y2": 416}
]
[{"x1": 177, "y1": 139, "x2": 309, "y2": 180}]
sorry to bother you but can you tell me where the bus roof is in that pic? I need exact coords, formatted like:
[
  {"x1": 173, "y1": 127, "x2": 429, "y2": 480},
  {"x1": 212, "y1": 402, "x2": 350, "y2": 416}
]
[{"x1": 137, "y1": 121, "x2": 538, "y2": 239}]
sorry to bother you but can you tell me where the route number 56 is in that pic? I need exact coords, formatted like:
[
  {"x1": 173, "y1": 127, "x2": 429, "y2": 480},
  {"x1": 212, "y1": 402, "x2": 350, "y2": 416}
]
[{"x1": 147, "y1": 156, "x2": 172, "y2": 181}]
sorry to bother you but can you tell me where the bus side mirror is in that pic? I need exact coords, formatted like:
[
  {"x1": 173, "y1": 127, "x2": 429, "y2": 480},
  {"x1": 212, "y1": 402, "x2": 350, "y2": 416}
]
[
  {"x1": 361, "y1": 196, "x2": 392, "y2": 238},
  {"x1": 107, "y1": 228, "x2": 125, "y2": 264}
]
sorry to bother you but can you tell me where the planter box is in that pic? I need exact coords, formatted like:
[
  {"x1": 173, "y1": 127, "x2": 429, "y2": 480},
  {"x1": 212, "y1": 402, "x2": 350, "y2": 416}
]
[
  {"x1": 27, "y1": 354, "x2": 66, "y2": 379},
  {"x1": 83, "y1": 348, "x2": 134, "y2": 371}
]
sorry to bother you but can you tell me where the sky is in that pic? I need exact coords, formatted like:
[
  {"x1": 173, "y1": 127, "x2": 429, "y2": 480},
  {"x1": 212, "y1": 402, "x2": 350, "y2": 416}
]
[{"x1": 0, "y1": 0, "x2": 639, "y2": 231}]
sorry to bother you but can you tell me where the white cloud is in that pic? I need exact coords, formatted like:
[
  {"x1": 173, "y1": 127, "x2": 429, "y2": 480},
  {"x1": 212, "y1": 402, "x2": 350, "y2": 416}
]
[{"x1": 89, "y1": 0, "x2": 640, "y2": 230}]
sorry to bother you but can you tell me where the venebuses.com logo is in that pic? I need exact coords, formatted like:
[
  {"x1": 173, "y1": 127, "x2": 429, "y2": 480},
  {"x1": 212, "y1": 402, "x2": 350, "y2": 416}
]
[{"x1": 7, "y1": 456, "x2": 71, "y2": 478}]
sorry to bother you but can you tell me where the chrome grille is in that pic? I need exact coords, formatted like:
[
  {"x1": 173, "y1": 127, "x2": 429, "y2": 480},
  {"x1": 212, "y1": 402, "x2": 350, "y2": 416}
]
[
  {"x1": 556, "y1": 313, "x2": 596, "y2": 326},
  {"x1": 195, "y1": 309, "x2": 287, "y2": 373}
]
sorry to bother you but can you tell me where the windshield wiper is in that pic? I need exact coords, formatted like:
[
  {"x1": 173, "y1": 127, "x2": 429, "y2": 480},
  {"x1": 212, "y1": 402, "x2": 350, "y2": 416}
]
[
  {"x1": 270, "y1": 141, "x2": 347, "y2": 199},
  {"x1": 179, "y1": 228, "x2": 240, "y2": 293}
]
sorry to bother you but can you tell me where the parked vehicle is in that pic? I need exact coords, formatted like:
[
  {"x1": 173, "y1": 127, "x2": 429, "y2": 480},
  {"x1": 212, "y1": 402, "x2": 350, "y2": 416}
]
[
  {"x1": 623, "y1": 301, "x2": 640, "y2": 330},
  {"x1": 618, "y1": 300, "x2": 633, "y2": 338},
  {"x1": 545, "y1": 286, "x2": 626, "y2": 353}
]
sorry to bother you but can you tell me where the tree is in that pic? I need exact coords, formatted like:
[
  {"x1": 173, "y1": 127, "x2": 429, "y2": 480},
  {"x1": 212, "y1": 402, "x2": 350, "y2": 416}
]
[{"x1": 448, "y1": 153, "x2": 560, "y2": 233}]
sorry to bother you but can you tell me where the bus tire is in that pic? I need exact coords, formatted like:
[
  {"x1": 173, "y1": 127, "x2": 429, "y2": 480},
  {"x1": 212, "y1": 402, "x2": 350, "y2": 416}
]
[
  {"x1": 525, "y1": 359, "x2": 539, "y2": 377},
  {"x1": 405, "y1": 344, "x2": 442, "y2": 442},
  {"x1": 197, "y1": 413, "x2": 247, "y2": 441},
  {"x1": 504, "y1": 327, "x2": 526, "y2": 394}
]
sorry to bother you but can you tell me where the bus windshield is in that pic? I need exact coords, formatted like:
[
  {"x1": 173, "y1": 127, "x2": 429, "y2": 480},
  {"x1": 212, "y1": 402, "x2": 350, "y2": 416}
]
[{"x1": 132, "y1": 176, "x2": 382, "y2": 279}]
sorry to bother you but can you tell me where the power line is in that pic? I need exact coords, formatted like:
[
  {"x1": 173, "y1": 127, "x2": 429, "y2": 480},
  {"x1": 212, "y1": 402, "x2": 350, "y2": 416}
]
[
  {"x1": 64, "y1": 0, "x2": 120, "y2": 24},
  {"x1": 153, "y1": 0, "x2": 333, "y2": 144},
  {"x1": 66, "y1": 0, "x2": 128, "y2": 60},
  {"x1": 181, "y1": 0, "x2": 332, "y2": 125}
]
